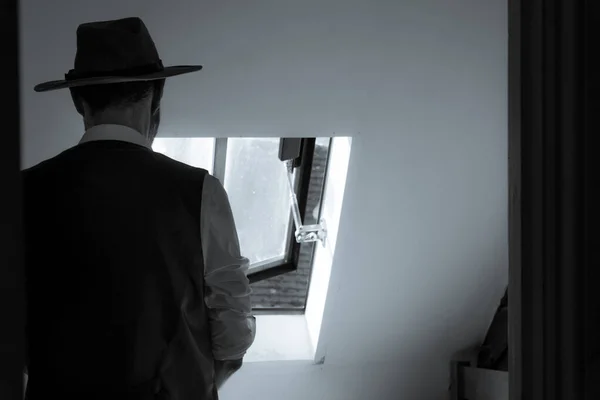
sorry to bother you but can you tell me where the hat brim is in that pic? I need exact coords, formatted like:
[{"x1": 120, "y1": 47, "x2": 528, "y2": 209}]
[{"x1": 34, "y1": 65, "x2": 203, "y2": 92}]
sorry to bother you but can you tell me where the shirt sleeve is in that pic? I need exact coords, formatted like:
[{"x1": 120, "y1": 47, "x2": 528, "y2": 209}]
[{"x1": 201, "y1": 174, "x2": 256, "y2": 361}]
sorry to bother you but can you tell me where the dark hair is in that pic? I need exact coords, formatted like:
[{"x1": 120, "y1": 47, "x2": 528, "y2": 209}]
[{"x1": 70, "y1": 80, "x2": 164, "y2": 116}]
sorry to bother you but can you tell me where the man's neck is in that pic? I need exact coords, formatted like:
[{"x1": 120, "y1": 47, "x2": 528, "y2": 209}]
[
  {"x1": 85, "y1": 120, "x2": 144, "y2": 136},
  {"x1": 79, "y1": 124, "x2": 152, "y2": 148},
  {"x1": 84, "y1": 108, "x2": 150, "y2": 138}
]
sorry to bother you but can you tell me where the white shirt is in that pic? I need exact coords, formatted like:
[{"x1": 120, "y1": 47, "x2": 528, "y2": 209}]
[{"x1": 80, "y1": 124, "x2": 256, "y2": 361}]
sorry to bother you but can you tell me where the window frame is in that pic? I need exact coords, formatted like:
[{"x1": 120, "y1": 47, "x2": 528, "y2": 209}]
[{"x1": 211, "y1": 137, "x2": 318, "y2": 284}]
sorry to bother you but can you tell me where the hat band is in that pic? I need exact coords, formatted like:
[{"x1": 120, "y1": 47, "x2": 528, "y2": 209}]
[{"x1": 65, "y1": 60, "x2": 164, "y2": 81}]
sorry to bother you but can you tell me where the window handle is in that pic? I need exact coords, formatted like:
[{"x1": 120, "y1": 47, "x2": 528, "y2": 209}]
[{"x1": 284, "y1": 160, "x2": 327, "y2": 246}]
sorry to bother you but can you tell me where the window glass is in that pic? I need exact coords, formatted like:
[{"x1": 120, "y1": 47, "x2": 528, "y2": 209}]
[
  {"x1": 250, "y1": 138, "x2": 333, "y2": 309},
  {"x1": 224, "y1": 138, "x2": 292, "y2": 267}
]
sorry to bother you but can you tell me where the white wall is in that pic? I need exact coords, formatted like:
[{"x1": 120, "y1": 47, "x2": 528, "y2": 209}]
[{"x1": 20, "y1": 1, "x2": 508, "y2": 399}]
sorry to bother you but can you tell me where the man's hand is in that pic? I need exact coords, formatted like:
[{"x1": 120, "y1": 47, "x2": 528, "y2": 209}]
[{"x1": 214, "y1": 359, "x2": 243, "y2": 390}]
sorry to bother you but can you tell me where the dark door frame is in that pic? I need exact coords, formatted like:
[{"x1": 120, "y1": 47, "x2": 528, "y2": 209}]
[
  {"x1": 509, "y1": 0, "x2": 597, "y2": 399},
  {"x1": 0, "y1": 0, "x2": 25, "y2": 400}
]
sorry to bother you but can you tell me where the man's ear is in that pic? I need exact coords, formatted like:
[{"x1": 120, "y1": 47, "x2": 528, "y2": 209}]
[
  {"x1": 69, "y1": 88, "x2": 85, "y2": 116},
  {"x1": 151, "y1": 79, "x2": 165, "y2": 115}
]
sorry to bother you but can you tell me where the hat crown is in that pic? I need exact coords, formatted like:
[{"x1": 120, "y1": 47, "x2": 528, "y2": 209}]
[
  {"x1": 34, "y1": 17, "x2": 202, "y2": 92},
  {"x1": 72, "y1": 17, "x2": 161, "y2": 75}
]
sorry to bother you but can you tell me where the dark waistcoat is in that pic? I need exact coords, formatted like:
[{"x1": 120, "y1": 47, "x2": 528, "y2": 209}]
[{"x1": 23, "y1": 141, "x2": 217, "y2": 400}]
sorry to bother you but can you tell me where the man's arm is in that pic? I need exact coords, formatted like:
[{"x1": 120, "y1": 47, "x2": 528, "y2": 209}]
[
  {"x1": 201, "y1": 175, "x2": 256, "y2": 387},
  {"x1": 214, "y1": 358, "x2": 243, "y2": 389}
]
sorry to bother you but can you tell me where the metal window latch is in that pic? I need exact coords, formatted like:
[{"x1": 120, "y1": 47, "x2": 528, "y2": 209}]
[{"x1": 284, "y1": 160, "x2": 327, "y2": 246}]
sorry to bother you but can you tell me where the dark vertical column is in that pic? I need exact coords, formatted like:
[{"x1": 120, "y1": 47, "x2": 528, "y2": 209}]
[
  {"x1": 0, "y1": 0, "x2": 25, "y2": 400},
  {"x1": 583, "y1": 1, "x2": 600, "y2": 398},
  {"x1": 507, "y1": 1, "x2": 522, "y2": 398},
  {"x1": 509, "y1": 0, "x2": 592, "y2": 399}
]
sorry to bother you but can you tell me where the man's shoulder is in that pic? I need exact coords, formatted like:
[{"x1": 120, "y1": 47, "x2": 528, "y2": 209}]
[
  {"x1": 152, "y1": 154, "x2": 223, "y2": 201},
  {"x1": 22, "y1": 150, "x2": 71, "y2": 181},
  {"x1": 151, "y1": 151, "x2": 210, "y2": 180}
]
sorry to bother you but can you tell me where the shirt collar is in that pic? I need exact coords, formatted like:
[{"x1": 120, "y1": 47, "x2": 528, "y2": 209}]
[{"x1": 79, "y1": 124, "x2": 152, "y2": 149}]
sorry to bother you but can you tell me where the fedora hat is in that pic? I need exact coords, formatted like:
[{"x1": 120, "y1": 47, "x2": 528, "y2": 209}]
[{"x1": 34, "y1": 17, "x2": 202, "y2": 92}]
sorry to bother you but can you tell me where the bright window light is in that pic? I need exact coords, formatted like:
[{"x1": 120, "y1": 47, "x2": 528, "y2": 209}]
[
  {"x1": 152, "y1": 138, "x2": 215, "y2": 173},
  {"x1": 224, "y1": 138, "x2": 292, "y2": 267}
]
